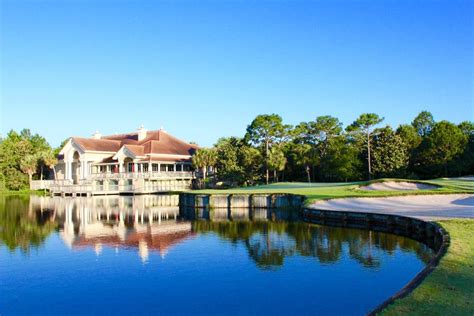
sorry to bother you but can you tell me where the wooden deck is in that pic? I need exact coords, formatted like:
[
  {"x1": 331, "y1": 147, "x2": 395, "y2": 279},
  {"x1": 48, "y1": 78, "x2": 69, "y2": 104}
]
[{"x1": 49, "y1": 184, "x2": 193, "y2": 196}]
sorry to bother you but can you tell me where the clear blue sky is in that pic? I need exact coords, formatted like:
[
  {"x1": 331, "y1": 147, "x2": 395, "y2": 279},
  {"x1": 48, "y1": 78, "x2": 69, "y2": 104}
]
[{"x1": 1, "y1": 0, "x2": 472, "y2": 147}]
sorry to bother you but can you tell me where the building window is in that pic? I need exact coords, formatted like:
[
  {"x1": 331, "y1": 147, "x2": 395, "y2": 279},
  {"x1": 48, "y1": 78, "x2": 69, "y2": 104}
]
[
  {"x1": 109, "y1": 180, "x2": 118, "y2": 190},
  {"x1": 176, "y1": 164, "x2": 182, "y2": 172},
  {"x1": 160, "y1": 164, "x2": 167, "y2": 172},
  {"x1": 152, "y1": 164, "x2": 159, "y2": 172},
  {"x1": 143, "y1": 164, "x2": 148, "y2": 172},
  {"x1": 95, "y1": 180, "x2": 103, "y2": 189},
  {"x1": 128, "y1": 163, "x2": 133, "y2": 173}
]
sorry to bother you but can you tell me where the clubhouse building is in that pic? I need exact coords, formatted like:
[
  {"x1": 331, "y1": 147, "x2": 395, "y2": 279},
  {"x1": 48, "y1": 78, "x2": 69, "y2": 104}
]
[{"x1": 48, "y1": 126, "x2": 197, "y2": 195}]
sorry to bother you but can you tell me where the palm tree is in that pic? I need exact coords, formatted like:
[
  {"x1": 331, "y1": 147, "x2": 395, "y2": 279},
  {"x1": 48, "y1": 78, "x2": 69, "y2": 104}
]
[
  {"x1": 204, "y1": 148, "x2": 217, "y2": 177},
  {"x1": 43, "y1": 151, "x2": 58, "y2": 180},
  {"x1": 20, "y1": 154, "x2": 38, "y2": 185},
  {"x1": 192, "y1": 148, "x2": 217, "y2": 184},
  {"x1": 192, "y1": 150, "x2": 206, "y2": 179}
]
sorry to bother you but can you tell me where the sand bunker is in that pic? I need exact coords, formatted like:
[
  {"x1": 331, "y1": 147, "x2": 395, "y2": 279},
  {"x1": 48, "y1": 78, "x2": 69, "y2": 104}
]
[
  {"x1": 360, "y1": 181, "x2": 437, "y2": 191},
  {"x1": 310, "y1": 194, "x2": 474, "y2": 220}
]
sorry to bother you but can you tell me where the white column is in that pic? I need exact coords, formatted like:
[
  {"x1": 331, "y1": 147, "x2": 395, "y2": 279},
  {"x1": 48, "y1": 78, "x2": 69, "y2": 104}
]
[
  {"x1": 85, "y1": 161, "x2": 90, "y2": 179},
  {"x1": 64, "y1": 161, "x2": 69, "y2": 180},
  {"x1": 66, "y1": 161, "x2": 73, "y2": 180},
  {"x1": 119, "y1": 159, "x2": 124, "y2": 173},
  {"x1": 81, "y1": 160, "x2": 87, "y2": 179},
  {"x1": 66, "y1": 161, "x2": 70, "y2": 180}
]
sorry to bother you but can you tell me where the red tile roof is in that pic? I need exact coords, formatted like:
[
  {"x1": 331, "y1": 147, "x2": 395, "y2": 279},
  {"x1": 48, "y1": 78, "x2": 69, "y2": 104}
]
[
  {"x1": 102, "y1": 133, "x2": 139, "y2": 141},
  {"x1": 72, "y1": 130, "x2": 198, "y2": 158},
  {"x1": 72, "y1": 137, "x2": 122, "y2": 152}
]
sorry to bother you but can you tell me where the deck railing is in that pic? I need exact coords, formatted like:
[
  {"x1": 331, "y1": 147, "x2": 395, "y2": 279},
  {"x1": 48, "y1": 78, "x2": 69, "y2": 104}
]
[
  {"x1": 48, "y1": 183, "x2": 191, "y2": 195},
  {"x1": 30, "y1": 180, "x2": 56, "y2": 190},
  {"x1": 38, "y1": 172, "x2": 194, "y2": 194}
]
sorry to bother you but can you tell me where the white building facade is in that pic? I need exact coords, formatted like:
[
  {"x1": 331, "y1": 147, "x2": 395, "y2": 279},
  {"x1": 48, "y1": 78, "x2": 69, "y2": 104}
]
[{"x1": 48, "y1": 127, "x2": 197, "y2": 195}]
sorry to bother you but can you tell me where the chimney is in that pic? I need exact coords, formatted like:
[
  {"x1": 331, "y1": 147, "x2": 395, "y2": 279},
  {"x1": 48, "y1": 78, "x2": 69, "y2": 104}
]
[
  {"x1": 92, "y1": 131, "x2": 102, "y2": 139},
  {"x1": 137, "y1": 125, "x2": 147, "y2": 141}
]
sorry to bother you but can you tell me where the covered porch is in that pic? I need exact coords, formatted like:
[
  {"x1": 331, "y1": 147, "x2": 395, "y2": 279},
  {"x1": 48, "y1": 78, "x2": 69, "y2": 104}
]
[{"x1": 91, "y1": 159, "x2": 193, "y2": 176}]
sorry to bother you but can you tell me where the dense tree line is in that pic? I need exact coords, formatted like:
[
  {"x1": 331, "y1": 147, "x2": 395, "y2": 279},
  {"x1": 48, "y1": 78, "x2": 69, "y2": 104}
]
[
  {"x1": 0, "y1": 129, "x2": 59, "y2": 190},
  {"x1": 0, "y1": 111, "x2": 471, "y2": 191},
  {"x1": 193, "y1": 111, "x2": 473, "y2": 186}
]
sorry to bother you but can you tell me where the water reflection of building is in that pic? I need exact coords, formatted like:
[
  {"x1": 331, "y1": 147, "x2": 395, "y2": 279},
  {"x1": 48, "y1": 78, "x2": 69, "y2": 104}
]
[
  {"x1": 30, "y1": 195, "x2": 194, "y2": 262},
  {"x1": 28, "y1": 195, "x2": 433, "y2": 270}
]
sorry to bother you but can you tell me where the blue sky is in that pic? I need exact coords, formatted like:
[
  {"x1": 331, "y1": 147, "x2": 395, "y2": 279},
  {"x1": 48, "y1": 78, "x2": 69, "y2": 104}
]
[{"x1": 1, "y1": 0, "x2": 472, "y2": 147}]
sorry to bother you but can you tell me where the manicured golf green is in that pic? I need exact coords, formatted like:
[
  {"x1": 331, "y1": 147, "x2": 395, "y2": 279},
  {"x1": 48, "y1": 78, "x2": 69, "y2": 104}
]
[{"x1": 196, "y1": 178, "x2": 474, "y2": 205}]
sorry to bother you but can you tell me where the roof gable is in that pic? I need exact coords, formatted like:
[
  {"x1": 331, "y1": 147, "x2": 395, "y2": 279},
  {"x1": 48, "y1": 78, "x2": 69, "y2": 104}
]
[
  {"x1": 141, "y1": 131, "x2": 198, "y2": 156},
  {"x1": 112, "y1": 145, "x2": 145, "y2": 160},
  {"x1": 124, "y1": 145, "x2": 145, "y2": 157}
]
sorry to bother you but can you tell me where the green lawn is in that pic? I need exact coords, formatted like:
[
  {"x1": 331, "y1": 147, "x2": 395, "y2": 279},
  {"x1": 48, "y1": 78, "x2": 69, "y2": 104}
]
[
  {"x1": 382, "y1": 219, "x2": 474, "y2": 316},
  {"x1": 0, "y1": 189, "x2": 46, "y2": 196},
  {"x1": 196, "y1": 177, "x2": 474, "y2": 205}
]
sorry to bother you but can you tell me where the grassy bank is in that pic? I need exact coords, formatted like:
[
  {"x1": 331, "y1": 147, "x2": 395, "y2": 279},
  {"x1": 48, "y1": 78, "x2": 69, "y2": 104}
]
[
  {"x1": 196, "y1": 177, "x2": 474, "y2": 205},
  {"x1": 382, "y1": 219, "x2": 474, "y2": 315},
  {"x1": 0, "y1": 189, "x2": 46, "y2": 196}
]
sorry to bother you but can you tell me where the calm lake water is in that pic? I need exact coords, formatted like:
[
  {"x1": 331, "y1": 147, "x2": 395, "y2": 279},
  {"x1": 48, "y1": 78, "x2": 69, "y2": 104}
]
[{"x1": 0, "y1": 195, "x2": 433, "y2": 315}]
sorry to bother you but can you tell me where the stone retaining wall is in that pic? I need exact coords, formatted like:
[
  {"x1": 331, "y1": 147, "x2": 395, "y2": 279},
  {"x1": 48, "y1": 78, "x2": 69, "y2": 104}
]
[{"x1": 179, "y1": 193, "x2": 305, "y2": 209}]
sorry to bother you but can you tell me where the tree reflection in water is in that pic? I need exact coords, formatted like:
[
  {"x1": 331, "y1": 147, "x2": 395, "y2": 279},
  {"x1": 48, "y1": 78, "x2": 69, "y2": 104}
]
[
  {"x1": 192, "y1": 216, "x2": 433, "y2": 270},
  {"x1": 0, "y1": 195, "x2": 57, "y2": 253}
]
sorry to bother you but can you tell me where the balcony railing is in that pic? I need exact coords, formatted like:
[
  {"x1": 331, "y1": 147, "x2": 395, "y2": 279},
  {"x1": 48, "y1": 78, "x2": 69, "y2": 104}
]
[
  {"x1": 48, "y1": 182, "x2": 192, "y2": 194},
  {"x1": 89, "y1": 171, "x2": 194, "y2": 180}
]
